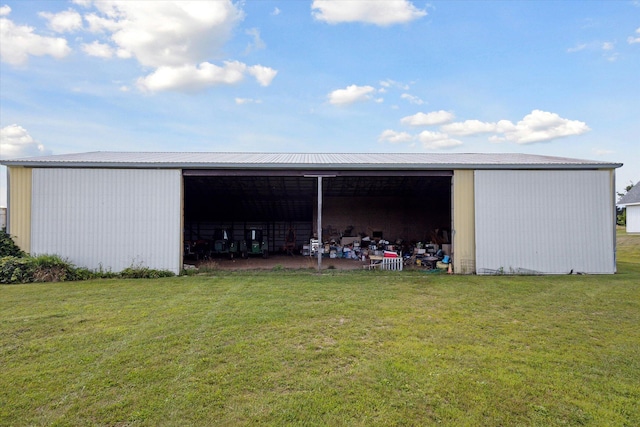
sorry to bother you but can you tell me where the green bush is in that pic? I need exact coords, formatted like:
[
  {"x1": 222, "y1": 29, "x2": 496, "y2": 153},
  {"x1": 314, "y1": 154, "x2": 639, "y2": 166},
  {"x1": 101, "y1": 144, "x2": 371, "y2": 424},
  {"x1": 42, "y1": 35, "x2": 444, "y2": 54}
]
[
  {"x1": 1, "y1": 247, "x2": 174, "y2": 283},
  {"x1": 31, "y1": 254, "x2": 94, "y2": 282},
  {"x1": 1, "y1": 254, "x2": 94, "y2": 284},
  {"x1": 0, "y1": 256, "x2": 35, "y2": 284},
  {"x1": 0, "y1": 228, "x2": 25, "y2": 258},
  {"x1": 119, "y1": 267, "x2": 175, "y2": 279}
]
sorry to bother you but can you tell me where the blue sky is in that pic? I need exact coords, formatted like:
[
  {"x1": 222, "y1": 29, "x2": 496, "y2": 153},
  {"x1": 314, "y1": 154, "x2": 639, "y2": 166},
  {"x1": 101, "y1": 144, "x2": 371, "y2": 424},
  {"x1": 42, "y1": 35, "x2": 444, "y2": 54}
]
[{"x1": 1, "y1": 0, "x2": 639, "y2": 206}]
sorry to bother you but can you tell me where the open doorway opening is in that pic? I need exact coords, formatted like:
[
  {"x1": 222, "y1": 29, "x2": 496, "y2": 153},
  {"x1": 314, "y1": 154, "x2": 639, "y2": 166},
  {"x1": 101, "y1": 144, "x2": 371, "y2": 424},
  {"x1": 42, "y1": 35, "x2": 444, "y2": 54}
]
[{"x1": 182, "y1": 171, "x2": 452, "y2": 266}]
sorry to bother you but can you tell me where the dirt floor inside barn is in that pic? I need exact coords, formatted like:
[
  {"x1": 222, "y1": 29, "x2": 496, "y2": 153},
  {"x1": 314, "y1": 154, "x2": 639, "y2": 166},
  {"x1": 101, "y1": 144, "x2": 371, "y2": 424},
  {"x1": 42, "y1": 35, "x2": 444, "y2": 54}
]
[{"x1": 187, "y1": 254, "x2": 368, "y2": 271}]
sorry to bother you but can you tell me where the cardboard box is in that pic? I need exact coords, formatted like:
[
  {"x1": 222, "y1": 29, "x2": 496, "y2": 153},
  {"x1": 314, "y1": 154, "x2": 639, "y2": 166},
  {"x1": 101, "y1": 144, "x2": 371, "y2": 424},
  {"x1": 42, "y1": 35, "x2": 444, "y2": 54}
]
[{"x1": 341, "y1": 236, "x2": 360, "y2": 246}]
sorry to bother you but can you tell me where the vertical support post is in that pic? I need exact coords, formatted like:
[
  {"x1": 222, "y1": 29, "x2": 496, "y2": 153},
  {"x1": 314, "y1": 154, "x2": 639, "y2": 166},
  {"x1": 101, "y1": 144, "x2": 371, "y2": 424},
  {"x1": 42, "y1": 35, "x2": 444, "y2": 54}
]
[
  {"x1": 317, "y1": 176, "x2": 323, "y2": 272},
  {"x1": 305, "y1": 174, "x2": 335, "y2": 273}
]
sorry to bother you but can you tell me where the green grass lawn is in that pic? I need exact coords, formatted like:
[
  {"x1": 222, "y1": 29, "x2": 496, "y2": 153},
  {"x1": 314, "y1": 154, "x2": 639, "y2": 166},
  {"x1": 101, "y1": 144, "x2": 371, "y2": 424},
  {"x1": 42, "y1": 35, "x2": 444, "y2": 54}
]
[{"x1": 2, "y1": 234, "x2": 639, "y2": 426}]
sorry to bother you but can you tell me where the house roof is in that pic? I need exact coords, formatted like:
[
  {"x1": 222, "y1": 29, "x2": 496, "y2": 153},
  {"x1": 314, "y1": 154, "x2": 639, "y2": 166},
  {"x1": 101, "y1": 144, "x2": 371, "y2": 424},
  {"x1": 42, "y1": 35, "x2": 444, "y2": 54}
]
[
  {"x1": 0, "y1": 151, "x2": 623, "y2": 170},
  {"x1": 618, "y1": 181, "x2": 640, "y2": 206}
]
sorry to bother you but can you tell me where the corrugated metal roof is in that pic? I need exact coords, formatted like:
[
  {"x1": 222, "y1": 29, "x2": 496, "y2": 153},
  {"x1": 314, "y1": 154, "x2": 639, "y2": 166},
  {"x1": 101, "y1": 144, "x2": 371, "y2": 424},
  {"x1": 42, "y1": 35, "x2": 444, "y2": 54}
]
[
  {"x1": 618, "y1": 181, "x2": 640, "y2": 206},
  {"x1": 1, "y1": 151, "x2": 623, "y2": 170}
]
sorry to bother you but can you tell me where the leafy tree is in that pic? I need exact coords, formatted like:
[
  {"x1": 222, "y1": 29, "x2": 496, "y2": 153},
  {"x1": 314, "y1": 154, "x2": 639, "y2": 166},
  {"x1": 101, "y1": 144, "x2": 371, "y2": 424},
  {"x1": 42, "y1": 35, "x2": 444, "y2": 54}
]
[
  {"x1": 617, "y1": 181, "x2": 635, "y2": 198},
  {"x1": 617, "y1": 181, "x2": 635, "y2": 226}
]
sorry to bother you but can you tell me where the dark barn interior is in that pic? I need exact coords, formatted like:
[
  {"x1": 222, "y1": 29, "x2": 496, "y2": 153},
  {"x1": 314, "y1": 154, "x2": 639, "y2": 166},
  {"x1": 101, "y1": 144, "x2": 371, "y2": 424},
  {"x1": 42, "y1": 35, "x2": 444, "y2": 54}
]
[{"x1": 183, "y1": 171, "x2": 452, "y2": 258}]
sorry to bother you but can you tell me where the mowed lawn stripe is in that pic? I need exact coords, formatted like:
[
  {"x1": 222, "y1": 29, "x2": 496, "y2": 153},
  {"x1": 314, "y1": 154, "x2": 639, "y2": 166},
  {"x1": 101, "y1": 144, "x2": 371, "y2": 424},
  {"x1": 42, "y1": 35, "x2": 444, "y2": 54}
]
[{"x1": 1, "y1": 238, "x2": 639, "y2": 426}]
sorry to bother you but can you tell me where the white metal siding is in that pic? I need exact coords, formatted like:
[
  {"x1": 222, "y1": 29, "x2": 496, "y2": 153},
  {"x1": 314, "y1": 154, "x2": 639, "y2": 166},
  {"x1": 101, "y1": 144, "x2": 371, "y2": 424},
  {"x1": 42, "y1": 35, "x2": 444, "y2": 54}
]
[
  {"x1": 31, "y1": 169, "x2": 182, "y2": 274},
  {"x1": 626, "y1": 205, "x2": 640, "y2": 233},
  {"x1": 475, "y1": 170, "x2": 615, "y2": 274}
]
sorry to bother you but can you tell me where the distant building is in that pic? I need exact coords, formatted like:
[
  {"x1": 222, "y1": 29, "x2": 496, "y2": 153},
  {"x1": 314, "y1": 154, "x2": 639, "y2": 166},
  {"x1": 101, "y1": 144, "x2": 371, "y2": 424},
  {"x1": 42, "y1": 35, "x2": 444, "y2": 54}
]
[{"x1": 618, "y1": 181, "x2": 640, "y2": 234}]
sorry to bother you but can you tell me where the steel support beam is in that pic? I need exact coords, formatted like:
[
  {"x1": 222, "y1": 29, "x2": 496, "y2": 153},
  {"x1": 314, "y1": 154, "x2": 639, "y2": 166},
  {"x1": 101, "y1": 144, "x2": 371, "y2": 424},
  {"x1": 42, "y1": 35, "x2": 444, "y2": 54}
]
[{"x1": 304, "y1": 174, "x2": 335, "y2": 272}]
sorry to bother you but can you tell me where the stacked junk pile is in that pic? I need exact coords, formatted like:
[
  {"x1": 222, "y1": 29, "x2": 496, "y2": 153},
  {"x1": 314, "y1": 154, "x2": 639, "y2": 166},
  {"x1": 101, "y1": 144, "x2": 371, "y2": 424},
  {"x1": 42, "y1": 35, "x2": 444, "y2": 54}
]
[
  {"x1": 185, "y1": 225, "x2": 452, "y2": 272},
  {"x1": 302, "y1": 226, "x2": 452, "y2": 272}
]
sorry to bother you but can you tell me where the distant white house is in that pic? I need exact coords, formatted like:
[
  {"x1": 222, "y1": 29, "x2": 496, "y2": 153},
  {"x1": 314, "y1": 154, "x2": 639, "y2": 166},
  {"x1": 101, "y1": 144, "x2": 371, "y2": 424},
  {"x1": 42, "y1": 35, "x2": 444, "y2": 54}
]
[{"x1": 618, "y1": 181, "x2": 640, "y2": 234}]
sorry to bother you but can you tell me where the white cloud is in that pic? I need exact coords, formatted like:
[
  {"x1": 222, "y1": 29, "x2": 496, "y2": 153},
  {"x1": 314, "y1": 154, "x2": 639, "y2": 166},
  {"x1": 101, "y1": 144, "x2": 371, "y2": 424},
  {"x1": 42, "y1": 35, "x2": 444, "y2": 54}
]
[
  {"x1": 245, "y1": 28, "x2": 266, "y2": 53},
  {"x1": 568, "y1": 40, "x2": 622, "y2": 60},
  {"x1": 489, "y1": 110, "x2": 590, "y2": 144},
  {"x1": 0, "y1": 9, "x2": 71, "y2": 65},
  {"x1": 604, "y1": 52, "x2": 619, "y2": 62},
  {"x1": 441, "y1": 119, "x2": 498, "y2": 136},
  {"x1": 384, "y1": 110, "x2": 589, "y2": 149},
  {"x1": 401, "y1": 93, "x2": 424, "y2": 105},
  {"x1": 39, "y1": 9, "x2": 83, "y2": 33},
  {"x1": 400, "y1": 110, "x2": 454, "y2": 126},
  {"x1": 601, "y1": 41, "x2": 614, "y2": 51},
  {"x1": 593, "y1": 148, "x2": 615, "y2": 156},
  {"x1": 82, "y1": 1, "x2": 243, "y2": 67},
  {"x1": 567, "y1": 43, "x2": 587, "y2": 53},
  {"x1": 417, "y1": 130, "x2": 463, "y2": 150},
  {"x1": 84, "y1": 12, "x2": 120, "y2": 33},
  {"x1": 76, "y1": 1, "x2": 277, "y2": 93},
  {"x1": 312, "y1": 0, "x2": 426, "y2": 26},
  {"x1": 328, "y1": 84, "x2": 376, "y2": 105},
  {"x1": 247, "y1": 65, "x2": 278, "y2": 86},
  {"x1": 136, "y1": 61, "x2": 276, "y2": 92},
  {"x1": 0, "y1": 124, "x2": 50, "y2": 159},
  {"x1": 378, "y1": 129, "x2": 414, "y2": 144},
  {"x1": 236, "y1": 98, "x2": 263, "y2": 105},
  {"x1": 2, "y1": 125, "x2": 50, "y2": 208},
  {"x1": 73, "y1": 0, "x2": 277, "y2": 92},
  {"x1": 599, "y1": 42, "x2": 619, "y2": 61},
  {"x1": 379, "y1": 127, "x2": 462, "y2": 149},
  {"x1": 271, "y1": 7, "x2": 281, "y2": 16},
  {"x1": 629, "y1": 28, "x2": 640, "y2": 44},
  {"x1": 81, "y1": 40, "x2": 114, "y2": 58},
  {"x1": 379, "y1": 79, "x2": 409, "y2": 90}
]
